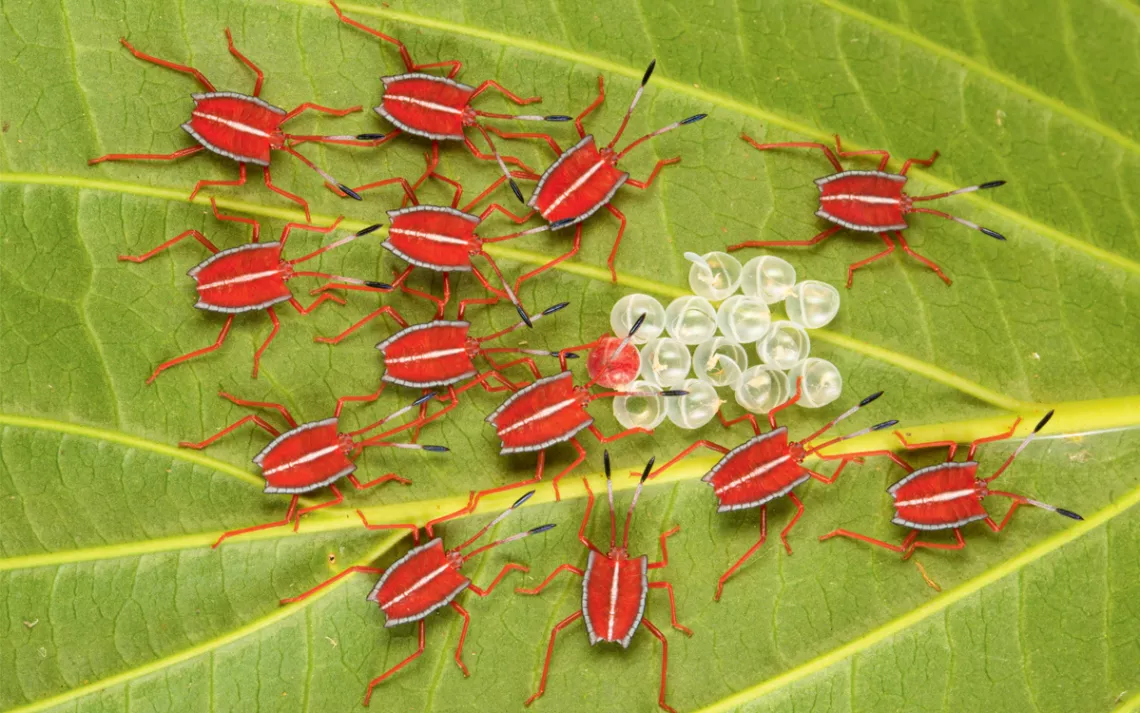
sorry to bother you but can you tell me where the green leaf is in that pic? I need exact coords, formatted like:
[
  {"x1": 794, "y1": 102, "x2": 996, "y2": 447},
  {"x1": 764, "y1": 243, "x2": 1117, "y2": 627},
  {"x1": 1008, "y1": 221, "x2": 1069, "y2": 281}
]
[{"x1": 2, "y1": 1, "x2": 1139, "y2": 712}]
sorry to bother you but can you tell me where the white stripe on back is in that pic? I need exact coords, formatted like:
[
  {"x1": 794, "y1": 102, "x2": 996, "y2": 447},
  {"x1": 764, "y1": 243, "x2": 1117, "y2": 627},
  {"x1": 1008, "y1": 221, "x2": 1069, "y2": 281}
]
[
  {"x1": 545, "y1": 159, "x2": 606, "y2": 214},
  {"x1": 497, "y1": 398, "x2": 577, "y2": 436},
  {"x1": 820, "y1": 194, "x2": 901, "y2": 205},
  {"x1": 385, "y1": 347, "x2": 467, "y2": 364},
  {"x1": 262, "y1": 444, "x2": 340, "y2": 476},
  {"x1": 607, "y1": 563, "x2": 620, "y2": 640},
  {"x1": 896, "y1": 488, "x2": 976, "y2": 508},
  {"x1": 715, "y1": 454, "x2": 792, "y2": 495},
  {"x1": 390, "y1": 228, "x2": 470, "y2": 246},
  {"x1": 197, "y1": 269, "x2": 283, "y2": 291},
  {"x1": 386, "y1": 94, "x2": 463, "y2": 115},
  {"x1": 383, "y1": 563, "x2": 451, "y2": 607},
  {"x1": 192, "y1": 111, "x2": 272, "y2": 138}
]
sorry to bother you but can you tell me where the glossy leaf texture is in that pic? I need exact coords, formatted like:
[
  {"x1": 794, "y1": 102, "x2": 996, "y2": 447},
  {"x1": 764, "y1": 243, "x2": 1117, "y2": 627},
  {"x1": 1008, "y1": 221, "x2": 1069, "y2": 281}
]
[{"x1": 2, "y1": 1, "x2": 1139, "y2": 712}]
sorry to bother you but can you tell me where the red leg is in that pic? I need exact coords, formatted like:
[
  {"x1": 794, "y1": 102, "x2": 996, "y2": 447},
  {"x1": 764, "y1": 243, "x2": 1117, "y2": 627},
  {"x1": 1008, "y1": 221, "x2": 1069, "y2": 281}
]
[
  {"x1": 479, "y1": 202, "x2": 535, "y2": 224},
  {"x1": 815, "y1": 450, "x2": 915, "y2": 476},
  {"x1": 779, "y1": 491, "x2": 805, "y2": 555},
  {"x1": 550, "y1": 439, "x2": 588, "y2": 502},
  {"x1": 292, "y1": 485, "x2": 343, "y2": 530},
  {"x1": 818, "y1": 528, "x2": 907, "y2": 553},
  {"x1": 212, "y1": 495, "x2": 298, "y2": 548},
  {"x1": 282, "y1": 102, "x2": 362, "y2": 122},
  {"x1": 335, "y1": 383, "x2": 385, "y2": 419},
  {"x1": 363, "y1": 620, "x2": 426, "y2": 705},
  {"x1": 515, "y1": 564, "x2": 584, "y2": 595},
  {"x1": 893, "y1": 429, "x2": 959, "y2": 460},
  {"x1": 118, "y1": 36, "x2": 215, "y2": 90},
  {"x1": 279, "y1": 565, "x2": 385, "y2": 604},
  {"x1": 88, "y1": 145, "x2": 204, "y2": 166},
  {"x1": 575, "y1": 76, "x2": 606, "y2": 139},
  {"x1": 727, "y1": 224, "x2": 843, "y2": 253},
  {"x1": 648, "y1": 581, "x2": 692, "y2": 636},
  {"x1": 906, "y1": 529, "x2": 966, "y2": 559},
  {"x1": 462, "y1": 175, "x2": 511, "y2": 213},
  {"x1": 287, "y1": 295, "x2": 344, "y2": 316},
  {"x1": 223, "y1": 28, "x2": 263, "y2": 96},
  {"x1": 480, "y1": 352, "x2": 545, "y2": 381},
  {"x1": 470, "y1": 454, "x2": 546, "y2": 511},
  {"x1": 450, "y1": 601, "x2": 472, "y2": 676},
  {"x1": 894, "y1": 231, "x2": 951, "y2": 286},
  {"x1": 845, "y1": 233, "x2": 897, "y2": 288},
  {"x1": 468, "y1": 563, "x2": 529, "y2": 596},
  {"x1": 250, "y1": 307, "x2": 280, "y2": 379},
  {"x1": 188, "y1": 162, "x2": 248, "y2": 202},
  {"x1": 604, "y1": 203, "x2": 627, "y2": 283},
  {"x1": 741, "y1": 134, "x2": 843, "y2": 172},
  {"x1": 262, "y1": 166, "x2": 312, "y2": 222},
  {"x1": 178, "y1": 414, "x2": 280, "y2": 449},
  {"x1": 217, "y1": 390, "x2": 297, "y2": 427},
  {"x1": 983, "y1": 500, "x2": 1024, "y2": 533},
  {"x1": 649, "y1": 526, "x2": 681, "y2": 569},
  {"x1": 147, "y1": 316, "x2": 235, "y2": 384},
  {"x1": 717, "y1": 410, "x2": 763, "y2": 436},
  {"x1": 330, "y1": 1, "x2": 459, "y2": 76},
  {"x1": 576, "y1": 476, "x2": 604, "y2": 553},
  {"x1": 833, "y1": 134, "x2": 891, "y2": 171},
  {"x1": 345, "y1": 176, "x2": 418, "y2": 205},
  {"x1": 648, "y1": 441, "x2": 729, "y2": 481},
  {"x1": 208, "y1": 197, "x2": 261, "y2": 242},
  {"x1": 425, "y1": 491, "x2": 477, "y2": 538},
  {"x1": 355, "y1": 510, "x2": 420, "y2": 544},
  {"x1": 642, "y1": 618, "x2": 678, "y2": 713},
  {"x1": 523, "y1": 611, "x2": 583, "y2": 708},
  {"x1": 464, "y1": 134, "x2": 539, "y2": 174},
  {"x1": 425, "y1": 164, "x2": 464, "y2": 208},
  {"x1": 315, "y1": 305, "x2": 407, "y2": 345},
  {"x1": 346, "y1": 472, "x2": 411, "y2": 490},
  {"x1": 118, "y1": 229, "x2": 219, "y2": 262},
  {"x1": 966, "y1": 417, "x2": 1021, "y2": 460},
  {"x1": 716, "y1": 506, "x2": 766, "y2": 602},
  {"x1": 898, "y1": 150, "x2": 940, "y2": 176},
  {"x1": 626, "y1": 158, "x2": 681, "y2": 189},
  {"x1": 513, "y1": 224, "x2": 581, "y2": 294},
  {"x1": 471, "y1": 79, "x2": 541, "y2": 105},
  {"x1": 766, "y1": 377, "x2": 803, "y2": 430},
  {"x1": 484, "y1": 125, "x2": 564, "y2": 158},
  {"x1": 456, "y1": 294, "x2": 500, "y2": 320}
]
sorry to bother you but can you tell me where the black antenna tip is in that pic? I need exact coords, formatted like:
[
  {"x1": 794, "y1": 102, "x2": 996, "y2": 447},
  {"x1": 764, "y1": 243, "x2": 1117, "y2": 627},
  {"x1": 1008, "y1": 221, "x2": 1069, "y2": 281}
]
[
  {"x1": 356, "y1": 223, "x2": 384, "y2": 236},
  {"x1": 560, "y1": 351, "x2": 580, "y2": 359},
  {"x1": 628, "y1": 312, "x2": 647, "y2": 337},
  {"x1": 543, "y1": 302, "x2": 570, "y2": 315},
  {"x1": 413, "y1": 393, "x2": 435, "y2": 406},
  {"x1": 549, "y1": 218, "x2": 576, "y2": 231},
  {"x1": 681, "y1": 113, "x2": 707, "y2": 125},
  {"x1": 423, "y1": 444, "x2": 449, "y2": 453},
  {"x1": 339, "y1": 185, "x2": 363, "y2": 201},
  {"x1": 530, "y1": 523, "x2": 557, "y2": 534},
  {"x1": 660, "y1": 390, "x2": 689, "y2": 397},
  {"x1": 981, "y1": 227, "x2": 1006, "y2": 241},
  {"x1": 639, "y1": 457, "x2": 655, "y2": 483},
  {"x1": 517, "y1": 304, "x2": 534, "y2": 328},
  {"x1": 980, "y1": 180, "x2": 1006, "y2": 190},
  {"x1": 1034, "y1": 409, "x2": 1055, "y2": 433},
  {"x1": 356, "y1": 133, "x2": 385, "y2": 140},
  {"x1": 365, "y1": 281, "x2": 392, "y2": 290},
  {"x1": 860, "y1": 391, "x2": 884, "y2": 407},
  {"x1": 603, "y1": 450, "x2": 612, "y2": 480},
  {"x1": 545, "y1": 115, "x2": 573, "y2": 122},
  {"x1": 509, "y1": 179, "x2": 525, "y2": 204},
  {"x1": 512, "y1": 490, "x2": 536, "y2": 508},
  {"x1": 1056, "y1": 508, "x2": 1083, "y2": 521},
  {"x1": 872, "y1": 419, "x2": 899, "y2": 431},
  {"x1": 642, "y1": 59, "x2": 657, "y2": 85}
]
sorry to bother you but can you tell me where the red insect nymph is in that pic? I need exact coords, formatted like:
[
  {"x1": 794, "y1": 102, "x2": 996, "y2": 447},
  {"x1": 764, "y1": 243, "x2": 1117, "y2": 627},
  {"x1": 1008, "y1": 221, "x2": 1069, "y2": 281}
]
[
  {"x1": 820, "y1": 410, "x2": 1082, "y2": 588},
  {"x1": 517, "y1": 453, "x2": 692, "y2": 713},
  {"x1": 649, "y1": 381, "x2": 906, "y2": 600},
  {"x1": 88, "y1": 30, "x2": 362, "y2": 220},
  {"x1": 121, "y1": 200, "x2": 385, "y2": 382},
  {"x1": 280, "y1": 490, "x2": 555, "y2": 705},
  {"x1": 729, "y1": 134, "x2": 1007, "y2": 287},
  {"x1": 180, "y1": 390, "x2": 448, "y2": 548},
  {"x1": 327, "y1": 1, "x2": 571, "y2": 194},
  {"x1": 492, "y1": 60, "x2": 707, "y2": 283}
]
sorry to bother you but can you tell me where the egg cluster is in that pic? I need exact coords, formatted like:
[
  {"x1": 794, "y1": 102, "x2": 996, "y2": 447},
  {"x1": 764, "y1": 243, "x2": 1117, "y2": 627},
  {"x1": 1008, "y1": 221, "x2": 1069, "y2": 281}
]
[{"x1": 600, "y1": 253, "x2": 843, "y2": 431}]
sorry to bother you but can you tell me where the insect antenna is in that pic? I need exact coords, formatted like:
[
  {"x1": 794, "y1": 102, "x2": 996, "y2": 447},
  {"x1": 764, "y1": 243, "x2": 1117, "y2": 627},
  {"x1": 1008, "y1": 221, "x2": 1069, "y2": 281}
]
[
  {"x1": 907, "y1": 180, "x2": 1006, "y2": 240},
  {"x1": 985, "y1": 490, "x2": 1084, "y2": 521},
  {"x1": 476, "y1": 302, "x2": 571, "y2": 347},
  {"x1": 607, "y1": 59, "x2": 656, "y2": 151},
  {"x1": 278, "y1": 142, "x2": 363, "y2": 201},
  {"x1": 799, "y1": 391, "x2": 888, "y2": 450},
  {"x1": 803, "y1": 420, "x2": 899, "y2": 456},
  {"x1": 582, "y1": 312, "x2": 646, "y2": 389},
  {"x1": 982, "y1": 410, "x2": 1054, "y2": 484},
  {"x1": 607, "y1": 60, "x2": 706, "y2": 160},
  {"x1": 287, "y1": 223, "x2": 392, "y2": 291},
  {"x1": 455, "y1": 490, "x2": 557, "y2": 562},
  {"x1": 472, "y1": 124, "x2": 528, "y2": 205},
  {"x1": 345, "y1": 392, "x2": 435, "y2": 438},
  {"x1": 620, "y1": 456, "x2": 656, "y2": 549},
  {"x1": 351, "y1": 395, "x2": 450, "y2": 452},
  {"x1": 603, "y1": 451, "x2": 618, "y2": 549}
]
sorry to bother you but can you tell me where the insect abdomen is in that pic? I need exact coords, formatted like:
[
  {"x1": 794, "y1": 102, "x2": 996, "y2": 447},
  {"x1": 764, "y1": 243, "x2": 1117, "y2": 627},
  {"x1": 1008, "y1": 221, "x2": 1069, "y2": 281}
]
[{"x1": 183, "y1": 92, "x2": 285, "y2": 165}]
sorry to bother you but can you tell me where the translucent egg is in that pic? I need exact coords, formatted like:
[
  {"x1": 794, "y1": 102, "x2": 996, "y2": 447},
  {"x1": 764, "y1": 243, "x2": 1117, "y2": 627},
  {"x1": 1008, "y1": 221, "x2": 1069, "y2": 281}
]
[
  {"x1": 663, "y1": 296, "x2": 718, "y2": 345},
  {"x1": 613, "y1": 381, "x2": 667, "y2": 430},
  {"x1": 756, "y1": 320, "x2": 811, "y2": 370},
  {"x1": 734, "y1": 366, "x2": 791, "y2": 414},
  {"x1": 716, "y1": 295, "x2": 771, "y2": 343},
  {"x1": 786, "y1": 358, "x2": 843, "y2": 408},
  {"x1": 665, "y1": 379, "x2": 722, "y2": 430},
  {"x1": 610, "y1": 293, "x2": 666, "y2": 344},
  {"x1": 586, "y1": 336, "x2": 641, "y2": 390},
  {"x1": 693, "y1": 338, "x2": 748, "y2": 388},
  {"x1": 785, "y1": 280, "x2": 841, "y2": 329},
  {"x1": 639, "y1": 338, "x2": 693, "y2": 388},
  {"x1": 740, "y1": 256, "x2": 797, "y2": 304},
  {"x1": 685, "y1": 251, "x2": 742, "y2": 301}
]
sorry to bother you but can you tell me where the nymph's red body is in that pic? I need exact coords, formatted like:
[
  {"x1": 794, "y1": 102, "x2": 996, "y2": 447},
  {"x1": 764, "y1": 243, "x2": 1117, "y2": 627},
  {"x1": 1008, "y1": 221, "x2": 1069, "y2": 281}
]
[
  {"x1": 368, "y1": 538, "x2": 471, "y2": 625},
  {"x1": 528, "y1": 136, "x2": 629, "y2": 226},
  {"x1": 702, "y1": 427, "x2": 809, "y2": 512},
  {"x1": 188, "y1": 242, "x2": 293, "y2": 313},
  {"x1": 887, "y1": 462, "x2": 988, "y2": 530},
  {"x1": 486, "y1": 371, "x2": 592, "y2": 454},
  {"x1": 385, "y1": 206, "x2": 481, "y2": 271},
  {"x1": 814, "y1": 171, "x2": 908, "y2": 232},
  {"x1": 183, "y1": 92, "x2": 288, "y2": 165},
  {"x1": 377, "y1": 74, "x2": 477, "y2": 141},
  {"x1": 376, "y1": 321, "x2": 480, "y2": 388},
  {"x1": 253, "y1": 418, "x2": 354, "y2": 494},
  {"x1": 583, "y1": 550, "x2": 648, "y2": 647}
]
